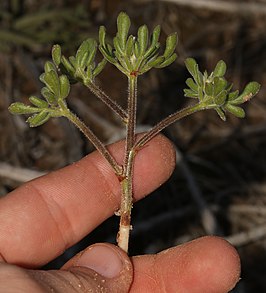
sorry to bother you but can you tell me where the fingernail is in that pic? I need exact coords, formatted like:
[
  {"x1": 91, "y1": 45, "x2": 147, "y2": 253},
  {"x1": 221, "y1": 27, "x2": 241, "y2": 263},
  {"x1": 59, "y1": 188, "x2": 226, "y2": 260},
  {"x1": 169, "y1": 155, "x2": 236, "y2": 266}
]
[{"x1": 75, "y1": 244, "x2": 124, "y2": 278}]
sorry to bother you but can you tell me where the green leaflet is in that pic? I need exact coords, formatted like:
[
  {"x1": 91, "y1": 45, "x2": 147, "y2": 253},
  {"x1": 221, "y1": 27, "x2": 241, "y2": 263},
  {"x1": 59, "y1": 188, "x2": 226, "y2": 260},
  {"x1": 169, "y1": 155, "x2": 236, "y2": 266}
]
[
  {"x1": 137, "y1": 25, "x2": 148, "y2": 55},
  {"x1": 224, "y1": 104, "x2": 245, "y2": 118},
  {"x1": 41, "y1": 70, "x2": 60, "y2": 97},
  {"x1": 52, "y1": 44, "x2": 61, "y2": 67},
  {"x1": 116, "y1": 12, "x2": 130, "y2": 50},
  {"x1": 163, "y1": 33, "x2": 178, "y2": 59},
  {"x1": 8, "y1": 102, "x2": 41, "y2": 115},
  {"x1": 231, "y1": 82, "x2": 260, "y2": 105},
  {"x1": 213, "y1": 60, "x2": 226, "y2": 77},
  {"x1": 29, "y1": 96, "x2": 48, "y2": 108},
  {"x1": 27, "y1": 111, "x2": 50, "y2": 127},
  {"x1": 41, "y1": 87, "x2": 57, "y2": 105},
  {"x1": 59, "y1": 75, "x2": 70, "y2": 100}
]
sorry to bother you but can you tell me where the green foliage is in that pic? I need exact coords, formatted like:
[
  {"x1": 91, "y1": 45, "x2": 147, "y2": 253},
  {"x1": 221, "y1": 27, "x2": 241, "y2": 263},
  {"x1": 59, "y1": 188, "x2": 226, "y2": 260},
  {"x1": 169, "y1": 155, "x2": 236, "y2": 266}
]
[
  {"x1": 56, "y1": 39, "x2": 107, "y2": 85},
  {"x1": 99, "y1": 12, "x2": 178, "y2": 77},
  {"x1": 9, "y1": 12, "x2": 260, "y2": 129},
  {"x1": 184, "y1": 58, "x2": 260, "y2": 120},
  {"x1": 9, "y1": 52, "x2": 72, "y2": 127}
]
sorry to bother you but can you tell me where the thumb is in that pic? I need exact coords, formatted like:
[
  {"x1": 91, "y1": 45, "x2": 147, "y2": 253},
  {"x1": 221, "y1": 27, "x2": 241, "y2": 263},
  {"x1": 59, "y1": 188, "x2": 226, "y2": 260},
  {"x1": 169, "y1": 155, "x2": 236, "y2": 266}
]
[{"x1": 28, "y1": 243, "x2": 133, "y2": 292}]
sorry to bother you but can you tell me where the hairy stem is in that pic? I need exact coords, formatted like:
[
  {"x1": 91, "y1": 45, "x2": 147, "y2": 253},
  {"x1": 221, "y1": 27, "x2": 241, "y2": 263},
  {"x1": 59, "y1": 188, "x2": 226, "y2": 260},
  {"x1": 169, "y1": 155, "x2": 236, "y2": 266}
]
[
  {"x1": 134, "y1": 102, "x2": 216, "y2": 149},
  {"x1": 117, "y1": 149, "x2": 135, "y2": 252},
  {"x1": 64, "y1": 109, "x2": 122, "y2": 175},
  {"x1": 124, "y1": 76, "x2": 138, "y2": 166},
  {"x1": 117, "y1": 76, "x2": 138, "y2": 252},
  {"x1": 86, "y1": 81, "x2": 128, "y2": 123}
]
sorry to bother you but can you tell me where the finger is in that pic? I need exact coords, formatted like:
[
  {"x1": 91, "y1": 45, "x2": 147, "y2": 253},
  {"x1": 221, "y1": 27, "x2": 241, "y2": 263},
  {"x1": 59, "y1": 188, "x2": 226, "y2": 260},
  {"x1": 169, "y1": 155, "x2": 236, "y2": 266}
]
[
  {"x1": 0, "y1": 244, "x2": 133, "y2": 293},
  {"x1": 130, "y1": 237, "x2": 241, "y2": 293},
  {"x1": 0, "y1": 135, "x2": 175, "y2": 267}
]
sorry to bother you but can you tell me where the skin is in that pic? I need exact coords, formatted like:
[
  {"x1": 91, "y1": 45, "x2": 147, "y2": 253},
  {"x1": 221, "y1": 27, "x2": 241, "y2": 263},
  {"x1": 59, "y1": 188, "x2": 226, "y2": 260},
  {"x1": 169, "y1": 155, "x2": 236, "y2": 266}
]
[{"x1": 0, "y1": 135, "x2": 240, "y2": 292}]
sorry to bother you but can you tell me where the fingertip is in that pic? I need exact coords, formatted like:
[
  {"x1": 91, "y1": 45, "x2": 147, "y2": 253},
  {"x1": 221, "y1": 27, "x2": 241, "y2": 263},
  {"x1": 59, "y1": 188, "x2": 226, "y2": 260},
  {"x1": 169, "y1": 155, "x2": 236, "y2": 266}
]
[
  {"x1": 131, "y1": 236, "x2": 241, "y2": 293},
  {"x1": 178, "y1": 236, "x2": 241, "y2": 292},
  {"x1": 63, "y1": 243, "x2": 133, "y2": 292}
]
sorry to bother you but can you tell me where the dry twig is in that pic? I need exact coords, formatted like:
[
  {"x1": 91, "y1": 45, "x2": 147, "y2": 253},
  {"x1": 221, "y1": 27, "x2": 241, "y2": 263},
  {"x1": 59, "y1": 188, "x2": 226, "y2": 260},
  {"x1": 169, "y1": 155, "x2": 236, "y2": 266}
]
[
  {"x1": 176, "y1": 149, "x2": 220, "y2": 235},
  {"x1": 149, "y1": 0, "x2": 266, "y2": 16},
  {"x1": 226, "y1": 223, "x2": 266, "y2": 247},
  {"x1": 0, "y1": 162, "x2": 46, "y2": 183}
]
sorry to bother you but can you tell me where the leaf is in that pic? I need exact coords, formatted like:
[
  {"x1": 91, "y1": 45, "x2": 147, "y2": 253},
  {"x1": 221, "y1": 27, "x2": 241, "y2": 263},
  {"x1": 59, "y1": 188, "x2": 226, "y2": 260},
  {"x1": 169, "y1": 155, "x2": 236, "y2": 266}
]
[
  {"x1": 133, "y1": 41, "x2": 140, "y2": 58},
  {"x1": 137, "y1": 25, "x2": 148, "y2": 55},
  {"x1": 185, "y1": 58, "x2": 197, "y2": 78},
  {"x1": 150, "y1": 25, "x2": 161, "y2": 47},
  {"x1": 44, "y1": 61, "x2": 56, "y2": 73},
  {"x1": 185, "y1": 58, "x2": 202, "y2": 85},
  {"x1": 99, "y1": 46, "x2": 117, "y2": 64},
  {"x1": 27, "y1": 111, "x2": 50, "y2": 127},
  {"x1": 186, "y1": 78, "x2": 198, "y2": 92},
  {"x1": 126, "y1": 35, "x2": 135, "y2": 58},
  {"x1": 52, "y1": 44, "x2": 61, "y2": 67},
  {"x1": 99, "y1": 26, "x2": 106, "y2": 47},
  {"x1": 41, "y1": 87, "x2": 56, "y2": 105},
  {"x1": 117, "y1": 12, "x2": 131, "y2": 50},
  {"x1": 147, "y1": 56, "x2": 165, "y2": 67},
  {"x1": 142, "y1": 25, "x2": 161, "y2": 59},
  {"x1": 76, "y1": 39, "x2": 91, "y2": 68},
  {"x1": 113, "y1": 36, "x2": 124, "y2": 56},
  {"x1": 76, "y1": 38, "x2": 97, "y2": 68},
  {"x1": 69, "y1": 56, "x2": 77, "y2": 68},
  {"x1": 232, "y1": 81, "x2": 261, "y2": 104},
  {"x1": 29, "y1": 96, "x2": 48, "y2": 108},
  {"x1": 86, "y1": 39, "x2": 97, "y2": 66},
  {"x1": 163, "y1": 33, "x2": 178, "y2": 58},
  {"x1": 215, "y1": 107, "x2": 226, "y2": 121},
  {"x1": 42, "y1": 70, "x2": 60, "y2": 97},
  {"x1": 8, "y1": 102, "x2": 40, "y2": 115},
  {"x1": 225, "y1": 104, "x2": 245, "y2": 118},
  {"x1": 184, "y1": 89, "x2": 198, "y2": 98},
  {"x1": 59, "y1": 75, "x2": 70, "y2": 99},
  {"x1": 93, "y1": 58, "x2": 107, "y2": 77},
  {"x1": 155, "y1": 53, "x2": 177, "y2": 68},
  {"x1": 213, "y1": 77, "x2": 227, "y2": 96},
  {"x1": 205, "y1": 81, "x2": 213, "y2": 96},
  {"x1": 61, "y1": 56, "x2": 75, "y2": 75},
  {"x1": 143, "y1": 43, "x2": 160, "y2": 60},
  {"x1": 213, "y1": 60, "x2": 226, "y2": 77},
  {"x1": 228, "y1": 90, "x2": 239, "y2": 101},
  {"x1": 214, "y1": 90, "x2": 227, "y2": 106}
]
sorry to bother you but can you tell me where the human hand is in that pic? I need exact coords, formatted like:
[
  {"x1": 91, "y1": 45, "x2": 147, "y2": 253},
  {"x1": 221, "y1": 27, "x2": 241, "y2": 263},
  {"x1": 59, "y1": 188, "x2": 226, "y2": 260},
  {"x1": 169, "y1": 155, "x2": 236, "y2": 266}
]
[{"x1": 0, "y1": 135, "x2": 240, "y2": 292}]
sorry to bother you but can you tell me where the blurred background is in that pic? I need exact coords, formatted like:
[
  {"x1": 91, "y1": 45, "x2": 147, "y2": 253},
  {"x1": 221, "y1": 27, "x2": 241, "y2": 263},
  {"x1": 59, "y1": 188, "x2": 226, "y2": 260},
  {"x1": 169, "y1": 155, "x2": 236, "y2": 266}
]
[{"x1": 0, "y1": 0, "x2": 266, "y2": 291}]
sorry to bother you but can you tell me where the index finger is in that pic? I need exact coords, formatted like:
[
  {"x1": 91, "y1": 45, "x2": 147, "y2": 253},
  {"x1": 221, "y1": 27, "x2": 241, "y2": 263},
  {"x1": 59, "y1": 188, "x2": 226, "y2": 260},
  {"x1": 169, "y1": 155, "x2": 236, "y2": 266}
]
[{"x1": 0, "y1": 135, "x2": 175, "y2": 267}]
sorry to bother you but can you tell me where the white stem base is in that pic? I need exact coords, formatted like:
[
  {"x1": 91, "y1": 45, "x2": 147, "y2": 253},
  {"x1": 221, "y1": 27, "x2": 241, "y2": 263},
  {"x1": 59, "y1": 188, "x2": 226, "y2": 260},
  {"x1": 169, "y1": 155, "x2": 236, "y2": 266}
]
[{"x1": 117, "y1": 224, "x2": 130, "y2": 253}]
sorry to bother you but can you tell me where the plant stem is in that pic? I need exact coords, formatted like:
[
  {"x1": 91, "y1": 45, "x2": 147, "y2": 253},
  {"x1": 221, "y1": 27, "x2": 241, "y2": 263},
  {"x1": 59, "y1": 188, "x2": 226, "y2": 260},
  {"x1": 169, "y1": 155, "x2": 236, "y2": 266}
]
[
  {"x1": 124, "y1": 76, "x2": 138, "y2": 166},
  {"x1": 117, "y1": 76, "x2": 138, "y2": 252},
  {"x1": 134, "y1": 102, "x2": 216, "y2": 149},
  {"x1": 86, "y1": 81, "x2": 128, "y2": 123},
  {"x1": 117, "y1": 102, "x2": 215, "y2": 251},
  {"x1": 117, "y1": 149, "x2": 135, "y2": 252},
  {"x1": 64, "y1": 109, "x2": 122, "y2": 175}
]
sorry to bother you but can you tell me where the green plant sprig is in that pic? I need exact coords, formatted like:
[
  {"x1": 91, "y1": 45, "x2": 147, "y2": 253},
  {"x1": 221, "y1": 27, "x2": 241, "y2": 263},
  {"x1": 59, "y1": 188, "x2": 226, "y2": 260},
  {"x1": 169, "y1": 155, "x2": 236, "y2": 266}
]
[
  {"x1": 8, "y1": 11, "x2": 260, "y2": 253},
  {"x1": 9, "y1": 57, "x2": 123, "y2": 176},
  {"x1": 135, "y1": 58, "x2": 260, "y2": 149},
  {"x1": 53, "y1": 42, "x2": 128, "y2": 123},
  {"x1": 99, "y1": 12, "x2": 178, "y2": 77}
]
